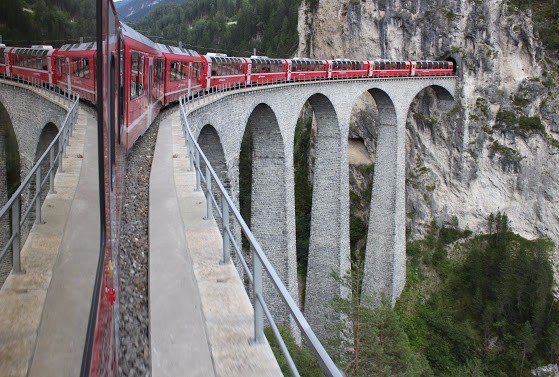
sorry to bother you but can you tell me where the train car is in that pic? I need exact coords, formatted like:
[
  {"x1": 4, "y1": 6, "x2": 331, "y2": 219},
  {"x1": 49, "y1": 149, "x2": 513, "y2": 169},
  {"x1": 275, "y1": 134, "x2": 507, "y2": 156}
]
[
  {"x1": 288, "y1": 58, "x2": 328, "y2": 81},
  {"x1": 412, "y1": 61, "x2": 454, "y2": 76},
  {"x1": 156, "y1": 43, "x2": 203, "y2": 105},
  {"x1": 0, "y1": 45, "x2": 11, "y2": 77},
  {"x1": 329, "y1": 59, "x2": 370, "y2": 79},
  {"x1": 81, "y1": 0, "x2": 125, "y2": 376},
  {"x1": 56, "y1": 42, "x2": 97, "y2": 103},
  {"x1": 121, "y1": 23, "x2": 164, "y2": 149},
  {"x1": 247, "y1": 56, "x2": 288, "y2": 84},
  {"x1": 201, "y1": 53, "x2": 248, "y2": 91},
  {"x1": 9, "y1": 45, "x2": 57, "y2": 85},
  {"x1": 370, "y1": 60, "x2": 411, "y2": 77}
]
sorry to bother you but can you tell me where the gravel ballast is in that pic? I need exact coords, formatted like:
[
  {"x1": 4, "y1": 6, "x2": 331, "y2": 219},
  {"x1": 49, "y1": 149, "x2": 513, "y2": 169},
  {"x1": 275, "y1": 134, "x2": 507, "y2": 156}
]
[{"x1": 117, "y1": 107, "x2": 175, "y2": 376}]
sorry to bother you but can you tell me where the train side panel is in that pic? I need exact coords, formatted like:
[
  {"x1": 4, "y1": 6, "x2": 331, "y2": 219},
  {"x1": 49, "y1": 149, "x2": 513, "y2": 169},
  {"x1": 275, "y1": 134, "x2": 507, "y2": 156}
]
[
  {"x1": 56, "y1": 46, "x2": 97, "y2": 103},
  {"x1": 122, "y1": 24, "x2": 164, "y2": 150}
]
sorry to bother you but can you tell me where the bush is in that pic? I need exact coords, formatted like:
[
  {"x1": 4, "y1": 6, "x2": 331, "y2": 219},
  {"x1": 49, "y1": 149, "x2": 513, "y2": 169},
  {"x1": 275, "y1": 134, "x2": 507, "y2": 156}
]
[{"x1": 518, "y1": 116, "x2": 545, "y2": 133}]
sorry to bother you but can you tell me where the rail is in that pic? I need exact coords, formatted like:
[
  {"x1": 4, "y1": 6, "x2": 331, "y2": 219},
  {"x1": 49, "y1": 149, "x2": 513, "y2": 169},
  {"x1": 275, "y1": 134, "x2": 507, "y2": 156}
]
[
  {"x1": 0, "y1": 77, "x2": 79, "y2": 274},
  {"x1": 179, "y1": 95, "x2": 344, "y2": 377}
]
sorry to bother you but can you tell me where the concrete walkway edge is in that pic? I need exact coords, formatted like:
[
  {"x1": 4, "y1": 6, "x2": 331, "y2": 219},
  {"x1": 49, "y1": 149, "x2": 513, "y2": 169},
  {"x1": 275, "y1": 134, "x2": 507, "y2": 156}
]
[{"x1": 149, "y1": 115, "x2": 216, "y2": 377}]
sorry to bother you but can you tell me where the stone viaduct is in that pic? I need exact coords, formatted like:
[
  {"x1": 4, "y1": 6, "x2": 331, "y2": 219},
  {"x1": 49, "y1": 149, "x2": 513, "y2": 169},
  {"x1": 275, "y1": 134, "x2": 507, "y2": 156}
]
[
  {"x1": 186, "y1": 77, "x2": 456, "y2": 339},
  {"x1": 0, "y1": 81, "x2": 68, "y2": 283}
]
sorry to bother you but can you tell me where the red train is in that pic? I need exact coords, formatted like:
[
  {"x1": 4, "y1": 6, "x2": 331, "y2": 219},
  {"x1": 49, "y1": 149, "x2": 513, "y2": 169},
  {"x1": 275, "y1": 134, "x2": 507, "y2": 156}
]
[{"x1": 1, "y1": 36, "x2": 455, "y2": 152}]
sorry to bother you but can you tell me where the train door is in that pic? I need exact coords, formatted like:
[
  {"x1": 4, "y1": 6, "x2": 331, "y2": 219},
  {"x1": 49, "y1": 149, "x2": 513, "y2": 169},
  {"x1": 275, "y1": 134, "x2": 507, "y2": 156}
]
[
  {"x1": 187, "y1": 62, "x2": 192, "y2": 99},
  {"x1": 47, "y1": 55, "x2": 53, "y2": 85},
  {"x1": 66, "y1": 57, "x2": 72, "y2": 93},
  {"x1": 148, "y1": 57, "x2": 153, "y2": 125},
  {"x1": 246, "y1": 60, "x2": 252, "y2": 85},
  {"x1": 327, "y1": 61, "x2": 333, "y2": 79},
  {"x1": 206, "y1": 61, "x2": 212, "y2": 90},
  {"x1": 4, "y1": 49, "x2": 10, "y2": 77},
  {"x1": 410, "y1": 61, "x2": 416, "y2": 76},
  {"x1": 287, "y1": 60, "x2": 292, "y2": 81}
]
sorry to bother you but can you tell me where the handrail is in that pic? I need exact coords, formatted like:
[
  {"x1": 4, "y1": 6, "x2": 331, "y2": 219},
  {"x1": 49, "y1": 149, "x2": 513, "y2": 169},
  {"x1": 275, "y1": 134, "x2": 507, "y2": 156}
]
[
  {"x1": 0, "y1": 76, "x2": 79, "y2": 274},
  {"x1": 179, "y1": 95, "x2": 344, "y2": 377}
]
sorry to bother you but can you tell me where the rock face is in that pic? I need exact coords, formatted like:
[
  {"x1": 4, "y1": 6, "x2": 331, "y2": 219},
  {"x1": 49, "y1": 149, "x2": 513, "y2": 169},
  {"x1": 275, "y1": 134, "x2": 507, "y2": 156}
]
[{"x1": 298, "y1": 0, "x2": 559, "y2": 277}]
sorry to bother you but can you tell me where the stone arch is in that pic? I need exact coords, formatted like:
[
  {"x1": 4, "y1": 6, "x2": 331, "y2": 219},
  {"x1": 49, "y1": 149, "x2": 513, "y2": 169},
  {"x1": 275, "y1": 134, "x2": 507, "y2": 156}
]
[
  {"x1": 33, "y1": 122, "x2": 59, "y2": 198},
  {"x1": 198, "y1": 124, "x2": 228, "y2": 191},
  {"x1": 302, "y1": 93, "x2": 347, "y2": 340},
  {"x1": 0, "y1": 100, "x2": 20, "y2": 286},
  {"x1": 242, "y1": 103, "x2": 299, "y2": 330}
]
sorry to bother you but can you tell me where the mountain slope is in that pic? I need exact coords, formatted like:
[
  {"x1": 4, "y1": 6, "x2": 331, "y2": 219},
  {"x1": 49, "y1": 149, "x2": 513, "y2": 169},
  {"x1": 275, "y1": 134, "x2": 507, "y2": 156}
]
[
  {"x1": 115, "y1": 0, "x2": 188, "y2": 23},
  {"x1": 136, "y1": 0, "x2": 299, "y2": 57}
]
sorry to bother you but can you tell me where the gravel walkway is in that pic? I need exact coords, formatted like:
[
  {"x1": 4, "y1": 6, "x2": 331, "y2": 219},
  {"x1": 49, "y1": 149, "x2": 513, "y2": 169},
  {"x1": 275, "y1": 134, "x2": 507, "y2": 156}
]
[{"x1": 117, "y1": 106, "x2": 176, "y2": 376}]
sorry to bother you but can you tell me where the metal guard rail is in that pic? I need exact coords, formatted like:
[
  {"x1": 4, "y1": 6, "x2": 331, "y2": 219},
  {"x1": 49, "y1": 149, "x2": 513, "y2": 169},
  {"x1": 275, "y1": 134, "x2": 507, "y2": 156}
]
[
  {"x1": 179, "y1": 95, "x2": 343, "y2": 377},
  {"x1": 0, "y1": 77, "x2": 79, "y2": 274}
]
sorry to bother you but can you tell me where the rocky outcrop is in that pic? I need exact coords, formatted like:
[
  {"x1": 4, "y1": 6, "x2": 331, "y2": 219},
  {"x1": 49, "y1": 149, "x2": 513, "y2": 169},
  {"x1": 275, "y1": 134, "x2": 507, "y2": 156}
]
[{"x1": 298, "y1": 0, "x2": 559, "y2": 277}]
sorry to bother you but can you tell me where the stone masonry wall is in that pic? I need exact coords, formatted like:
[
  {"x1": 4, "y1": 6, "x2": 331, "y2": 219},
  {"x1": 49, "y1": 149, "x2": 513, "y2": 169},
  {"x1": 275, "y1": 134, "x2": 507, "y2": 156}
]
[{"x1": 0, "y1": 82, "x2": 66, "y2": 286}]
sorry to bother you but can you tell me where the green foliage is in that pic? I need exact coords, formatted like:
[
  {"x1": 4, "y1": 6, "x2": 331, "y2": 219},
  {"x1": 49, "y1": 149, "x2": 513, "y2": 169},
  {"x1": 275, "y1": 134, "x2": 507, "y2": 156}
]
[
  {"x1": 508, "y1": 0, "x2": 559, "y2": 51},
  {"x1": 264, "y1": 326, "x2": 324, "y2": 376},
  {"x1": 518, "y1": 116, "x2": 545, "y2": 133},
  {"x1": 0, "y1": 0, "x2": 95, "y2": 46},
  {"x1": 328, "y1": 268, "x2": 433, "y2": 377},
  {"x1": 397, "y1": 213, "x2": 559, "y2": 376},
  {"x1": 138, "y1": 0, "x2": 300, "y2": 57},
  {"x1": 496, "y1": 110, "x2": 517, "y2": 126}
]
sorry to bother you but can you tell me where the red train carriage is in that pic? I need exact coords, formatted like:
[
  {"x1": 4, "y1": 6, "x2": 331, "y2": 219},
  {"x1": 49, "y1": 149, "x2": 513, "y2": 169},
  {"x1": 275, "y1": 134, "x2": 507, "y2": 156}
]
[
  {"x1": 56, "y1": 42, "x2": 97, "y2": 103},
  {"x1": 0, "y1": 45, "x2": 12, "y2": 76},
  {"x1": 9, "y1": 46, "x2": 57, "y2": 85},
  {"x1": 370, "y1": 60, "x2": 411, "y2": 77},
  {"x1": 329, "y1": 59, "x2": 370, "y2": 79},
  {"x1": 156, "y1": 43, "x2": 203, "y2": 105},
  {"x1": 201, "y1": 53, "x2": 248, "y2": 91},
  {"x1": 288, "y1": 59, "x2": 328, "y2": 81},
  {"x1": 247, "y1": 57, "x2": 288, "y2": 84},
  {"x1": 121, "y1": 23, "x2": 164, "y2": 150},
  {"x1": 412, "y1": 61, "x2": 454, "y2": 76}
]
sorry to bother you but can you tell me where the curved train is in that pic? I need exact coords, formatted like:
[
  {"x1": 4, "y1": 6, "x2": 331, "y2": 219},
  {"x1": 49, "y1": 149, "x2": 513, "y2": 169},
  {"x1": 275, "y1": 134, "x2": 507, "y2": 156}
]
[
  {"x1": 1, "y1": 31, "x2": 454, "y2": 150},
  {"x1": 0, "y1": 2, "x2": 455, "y2": 374}
]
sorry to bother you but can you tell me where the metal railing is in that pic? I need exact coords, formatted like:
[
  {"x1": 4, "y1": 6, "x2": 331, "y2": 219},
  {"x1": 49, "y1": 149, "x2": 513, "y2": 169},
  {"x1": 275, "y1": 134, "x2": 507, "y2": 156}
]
[
  {"x1": 179, "y1": 95, "x2": 343, "y2": 377},
  {"x1": 0, "y1": 78, "x2": 79, "y2": 274},
  {"x1": 0, "y1": 73, "x2": 76, "y2": 104}
]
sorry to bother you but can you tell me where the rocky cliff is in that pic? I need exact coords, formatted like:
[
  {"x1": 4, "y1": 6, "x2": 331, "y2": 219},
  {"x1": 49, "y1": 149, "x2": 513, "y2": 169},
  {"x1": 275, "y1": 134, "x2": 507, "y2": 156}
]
[{"x1": 298, "y1": 0, "x2": 559, "y2": 271}]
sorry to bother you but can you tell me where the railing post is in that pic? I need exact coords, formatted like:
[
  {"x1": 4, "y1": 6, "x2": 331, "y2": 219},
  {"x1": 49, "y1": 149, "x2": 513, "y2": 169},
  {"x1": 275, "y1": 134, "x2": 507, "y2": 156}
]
[
  {"x1": 35, "y1": 168, "x2": 41, "y2": 224},
  {"x1": 252, "y1": 252, "x2": 264, "y2": 344},
  {"x1": 188, "y1": 138, "x2": 194, "y2": 172},
  {"x1": 195, "y1": 149, "x2": 201, "y2": 192},
  {"x1": 49, "y1": 148, "x2": 55, "y2": 193},
  {"x1": 205, "y1": 165, "x2": 213, "y2": 220},
  {"x1": 12, "y1": 197, "x2": 22, "y2": 274},
  {"x1": 221, "y1": 197, "x2": 230, "y2": 264}
]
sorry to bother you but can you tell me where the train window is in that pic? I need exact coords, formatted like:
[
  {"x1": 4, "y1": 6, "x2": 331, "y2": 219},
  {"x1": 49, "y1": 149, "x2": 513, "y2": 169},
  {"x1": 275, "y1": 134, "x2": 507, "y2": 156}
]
[
  {"x1": 427, "y1": 62, "x2": 433, "y2": 69},
  {"x1": 170, "y1": 61, "x2": 187, "y2": 81},
  {"x1": 57, "y1": 58, "x2": 64, "y2": 75},
  {"x1": 0, "y1": 48, "x2": 4, "y2": 64},
  {"x1": 380, "y1": 62, "x2": 385, "y2": 70},
  {"x1": 72, "y1": 58, "x2": 90, "y2": 78},
  {"x1": 130, "y1": 51, "x2": 144, "y2": 99}
]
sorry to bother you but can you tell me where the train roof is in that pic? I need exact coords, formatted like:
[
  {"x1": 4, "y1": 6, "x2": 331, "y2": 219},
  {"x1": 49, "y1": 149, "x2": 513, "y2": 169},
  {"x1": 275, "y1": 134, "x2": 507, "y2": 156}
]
[
  {"x1": 290, "y1": 58, "x2": 326, "y2": 64},
  {"x1": 204, "y1": 55, "x2": 245, "y2": 64},
  {"x1": 11, "y1": 47, "x2": 54, "y2": 56},
  {"x1": 155, "y1": 43, "x2": 200, "y2": 57},
  {"x1": 249, "y1": 57, "x2": 283, "y2": 65},
  {"x1": 59, "y1": 42, "x2": 97, "y2": 51},
  {"x1": 120, "y1": 22, "x2": 158, "y2": 50}
]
